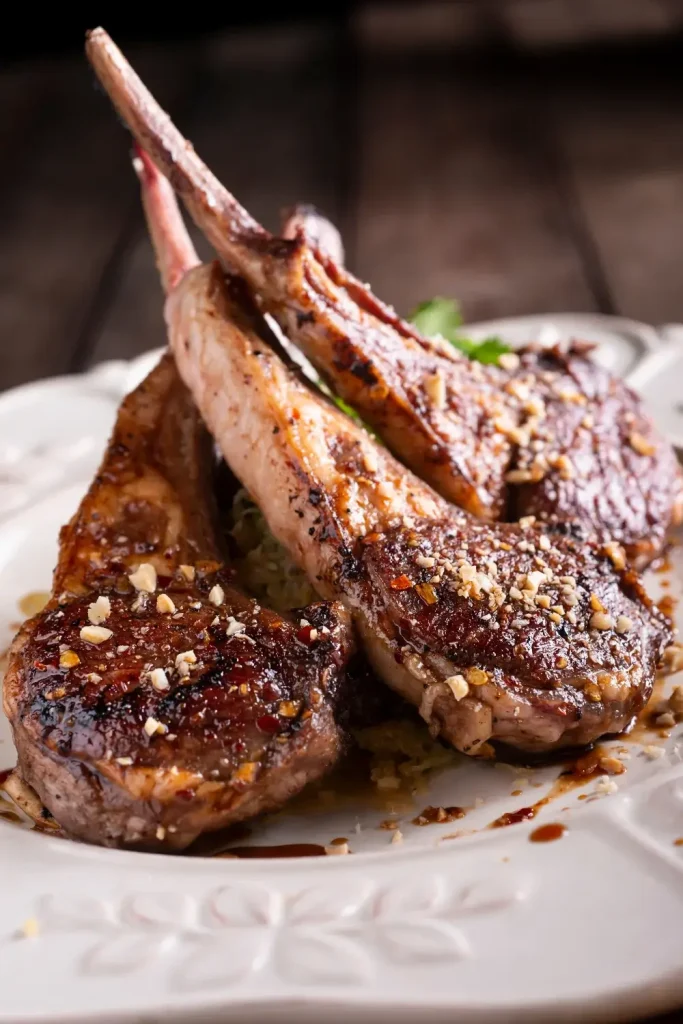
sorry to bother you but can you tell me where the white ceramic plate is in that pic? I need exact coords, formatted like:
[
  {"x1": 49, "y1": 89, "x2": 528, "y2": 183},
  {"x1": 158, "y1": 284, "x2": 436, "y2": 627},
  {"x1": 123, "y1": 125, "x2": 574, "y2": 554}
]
[{"x1": 1, "y1": 316, "x2": 683, "y2": 1024}]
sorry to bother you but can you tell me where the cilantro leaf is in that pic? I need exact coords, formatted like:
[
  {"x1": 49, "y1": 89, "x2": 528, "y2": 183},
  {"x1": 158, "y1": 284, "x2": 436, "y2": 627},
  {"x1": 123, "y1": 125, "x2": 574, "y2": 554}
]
[{"x1": 409, "y1": 296, "x2": 511, "y2": 365}]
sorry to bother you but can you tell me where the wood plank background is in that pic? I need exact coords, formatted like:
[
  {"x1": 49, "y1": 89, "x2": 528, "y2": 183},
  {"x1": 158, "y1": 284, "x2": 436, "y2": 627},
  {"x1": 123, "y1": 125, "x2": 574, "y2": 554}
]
[{"x1": 2, "y1": 1, "x2": 683, "y2": 391}]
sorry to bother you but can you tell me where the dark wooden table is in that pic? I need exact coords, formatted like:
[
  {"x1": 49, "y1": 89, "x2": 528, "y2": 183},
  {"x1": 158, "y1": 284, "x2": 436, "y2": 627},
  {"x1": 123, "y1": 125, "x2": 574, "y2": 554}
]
[
  {"x1": 1, "y1": 7, "x2": 683, "y2": 1021},
  {"x1": 3, "y1": 5, "x2": 683, "y2": 393}
]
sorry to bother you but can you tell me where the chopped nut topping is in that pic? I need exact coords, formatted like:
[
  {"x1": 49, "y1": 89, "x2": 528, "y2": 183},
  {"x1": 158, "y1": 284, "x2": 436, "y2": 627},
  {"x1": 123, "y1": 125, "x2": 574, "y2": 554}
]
[
  {"x1": 415, "y1": 554, "x2": 436, "y2": 568},
  {"x1": 86, "y1": 672, "x2": 102, "y2": 683},
  {"x1": 598, "y1": 755, "x2": 625, "y2": 775},
  {"x1": 445, "y1": 674, "x2": 469, "y2": 701},
  {"x1": 498, "y1": 352, "x2": 520, "y2": 371},
  {"x1": 615, "y1": 615, "x2": 633, "y2": 635},
  {"x1": 603, "y1": 542, "x2": 626, "y2": 571},
  {"x1": 424, "y1": 370, "x2": 446, "y2": 409},
  {"x1": 655, "y1": 711, "x2": 676, "y2": 729},
  {"x1": 668, "y1": 685, "x2": 683, "y2": 715},
  {"x1": 363, "y1": 448, "x2": 379, "y2": 474},
  {"x1": 324, "y1": 838, "x2": 349, "y2": 856},
  {"x1": 595, "y1": 776, "x2": 618, "y2": 795},
  {"x1": 156, "y1": 593, "x2": 176, "y2": 615},
  {"x1": 88, "y1": 595, "x2": 111, "y2": 625},
  {"x1": 509, "y1": 586, "x2": 523, "y2": 601},
  {"x1": 518, "y1": 515, "x2": 536, "y2": 529},
  {"x1": 175, "y1": 650, "x2": 197, "y2": 672},
  {"x1": 663, "y1": 644, "x2": 683, "y2": 675},
  {"x1": 584, "y1": 681, "x2": 602, "y2": 702},
  {"x1": 59, "y1": 650, "x2": 80, "y2": 669},
  {"x1": 535, "y1": 594, "x2": 551, "y2": 609},
  {"x1": 642, "y1": 744, "x2": 665, "y2": 760},
  {"x1": 143, "y1": 716, "x2": 167, "y2": 738},
  {"x1": 590, "y1": 611, "x2": 614, "y2": 631},
  {"x1": 226, "y1": 617, "x2": 246, "y2": 637},
  {"x1": 590, "y1": 593, "x2": 606, "y2": 613},
  {"x1": 629, "y1": 432, "x2": 656, "y2": 457},
  {"x1": 149, "y1": 668, "x2": 170, "y2": 692},
  {"x1": 390, "y1": 828, "x2": 404, "y2": 845},
  {"x1": 80, "y1": 625, "x2": 113, "y2": 645},
  {"x1": 278, "y1": 700, "x2": 300, "y2": 718},
  {"x1": 128, "y1": 563, "x2": 157, "y2": 593},
  {"x1": 179, "y1": 564, "x2": 196, "y2": 582},
  {"x1": 156, "y1": 826, "x2": 166, "y2": 841},
  {"x1": 505, "y1": 468, "x2": 534, "y2": 484},
  {"x1": 116, "y1": 756, "x2": 133, "y2": 766},
  {"x1": 538, "y1": 534, "x2": 551, "y2": 552},
  {"x1": 553, "y1": 453, "x2": 575, "y2": 480},
  {"x1": 209, "y1": 584, "x2": 225, "y2": 607},
  {"x1": 523, "y1": 570, "x2": 546, "y2": 594}
]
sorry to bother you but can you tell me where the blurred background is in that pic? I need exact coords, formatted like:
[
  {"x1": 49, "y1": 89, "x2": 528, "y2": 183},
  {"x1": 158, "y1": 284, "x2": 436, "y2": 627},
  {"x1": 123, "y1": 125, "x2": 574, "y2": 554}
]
[{"x1": 2, "y1": 0, "x2": 683, "y2": 391}]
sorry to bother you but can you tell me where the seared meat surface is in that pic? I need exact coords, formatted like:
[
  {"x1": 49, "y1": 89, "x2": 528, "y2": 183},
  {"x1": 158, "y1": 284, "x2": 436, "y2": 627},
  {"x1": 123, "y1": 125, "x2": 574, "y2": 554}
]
[
  {"x1": 85, "y1": 27, "x2": 683, "y2": 569},
  {"x1": 128, "y1": 149, "x2": 670, "y2": 755},
  {"x1": 165, "y1": 259, "x2": 669, "y2": 754},
  {"x1": 3, "y1": 178, "x2": 356, "y2": 851}
]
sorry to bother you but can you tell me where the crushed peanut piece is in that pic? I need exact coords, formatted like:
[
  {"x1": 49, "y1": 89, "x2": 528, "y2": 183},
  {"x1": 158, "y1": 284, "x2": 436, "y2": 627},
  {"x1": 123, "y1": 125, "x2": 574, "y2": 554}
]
[
  {"x1": 226, "y1": 617, "x2": 246, "y2": 637},
  {"x1": 149, "y1": 668, "x2": 170, "y2": 692},
  {"x1": 143, "y1": 716, "x2": 167, "y2": 738},
  {"x1": 324, "y1": 838, "x2": 349, "y2": 856},
  {"x1": 615, "y1": 615, "x2": 633, "y2": 635},
  {"x1": 156, "y1": 826, "x2": 166, "y2": 841},
  {"x1": 209, "y1": 584, "x2": 225, "y2": 607},
  {"x1": 598, "y1": 755, "x2": 626, "y2": 775},
  {"x1": 88, "y1": 595, "x2": 111, "y2": 625},
  {"x1": 424, "y1": 370, "x2": 446, "y2": 409},
  {"x1": 179, "y1": 564, "x2": 196, "y2": 582},
  {"x1": 59, "y1": 650, "x2": 80, "y2": 669},
  {"x1": 498, "y1": 352, "x2": 520, "y2": 371},
  {"x1": 590, "y1": 611, "x2": 614, "y2": 631},
  {"x1": 80, "y1": 625, "x2": 113, "y2": 645},
  {"x1": 629, "y1": 432, "x2": 656, "y2": 457},
  {"x1": 603, "y1": 542, "x2": 626, "y2": 571},
  {"x1": 156, "y1": 593, "x2": 176, "y2": 615},
  {"x1": 129, "y1": 563, "x2": 157, "y2": 593},
  {"x1": 278, "y1": 700, "x2": 300, "y2": 718},
  {"x1": 390, "y1": 828, "x2": 404, "y2": 845},
  {"x1": 116, "y1": 756, "x2": 133, "y2": 766}
]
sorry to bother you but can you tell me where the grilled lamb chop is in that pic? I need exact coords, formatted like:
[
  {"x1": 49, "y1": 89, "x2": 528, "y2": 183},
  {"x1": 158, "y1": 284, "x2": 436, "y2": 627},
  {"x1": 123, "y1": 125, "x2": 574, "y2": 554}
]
[
  {"x1": 85, "y1": 27, "x2": 683, "y2": 569},
  {"x1": 2, "y1": 170, "x2": 356, "y2": 851},
  {"x1": 133, "y1": 149, "x2": 670, "y2": 756}
]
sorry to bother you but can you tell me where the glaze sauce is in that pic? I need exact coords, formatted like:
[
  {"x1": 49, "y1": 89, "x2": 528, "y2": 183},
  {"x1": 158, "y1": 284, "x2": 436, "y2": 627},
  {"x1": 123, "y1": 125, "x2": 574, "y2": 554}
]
[
  {"x1": 529, "y1": 823, "x2": 566, "y2": 843},
  {"x1": 219, "y1": 843, "x2": 326, "y2": 859}
]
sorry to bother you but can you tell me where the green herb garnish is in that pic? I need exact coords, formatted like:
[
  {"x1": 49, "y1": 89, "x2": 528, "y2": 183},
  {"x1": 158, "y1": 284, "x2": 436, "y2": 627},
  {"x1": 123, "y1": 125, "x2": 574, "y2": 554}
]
[{"x1": 409, "y1": 297, "x2": 511, "y2": 365}]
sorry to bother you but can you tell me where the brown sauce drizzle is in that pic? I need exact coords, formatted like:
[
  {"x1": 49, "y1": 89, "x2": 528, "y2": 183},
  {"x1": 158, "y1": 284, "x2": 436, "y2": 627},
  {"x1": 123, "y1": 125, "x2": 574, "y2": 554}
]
[
  {"x1": 530, "y1": 822, "x2": 566, "y2": 843},
  {"x1": 218, "y1": 843, "x2": 326, "y2": 859}
]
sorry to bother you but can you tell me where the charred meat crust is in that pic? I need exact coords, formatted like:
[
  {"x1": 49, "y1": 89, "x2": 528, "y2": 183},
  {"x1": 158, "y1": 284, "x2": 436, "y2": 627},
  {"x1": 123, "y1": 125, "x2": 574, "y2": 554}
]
[
  {"x1": 3, "y1": 355, "x2": 357, "y2": 850},
  {"x1": 353, "y1": 517, "x2": 670, "y2": 753}
]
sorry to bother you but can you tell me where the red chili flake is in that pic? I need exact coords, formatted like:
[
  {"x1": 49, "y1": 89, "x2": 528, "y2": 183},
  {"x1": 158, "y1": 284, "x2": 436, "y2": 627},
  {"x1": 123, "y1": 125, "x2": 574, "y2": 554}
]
[
  {"x1": 33, "y1": 661, "x2": 48, "y2": 671},
  {"x1": 390, "y1": 575, "x2": 414, "y2": 590},
  {"x1": 256, "y1": 714, "x2": 281, "y2": 735}
]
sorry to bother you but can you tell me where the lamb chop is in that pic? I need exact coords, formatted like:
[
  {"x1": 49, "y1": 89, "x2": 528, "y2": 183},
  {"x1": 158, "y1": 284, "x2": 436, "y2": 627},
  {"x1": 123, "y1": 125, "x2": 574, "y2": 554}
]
[
  {"x1": 132, "y1": 147, "x2": 670, "y2": 757},
  {"x1": 2, "y1": 164, "x2": 357, "y2": 851},
  {"x1": 85, "y1": 28, "x2": 683, "y2": 570}
]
